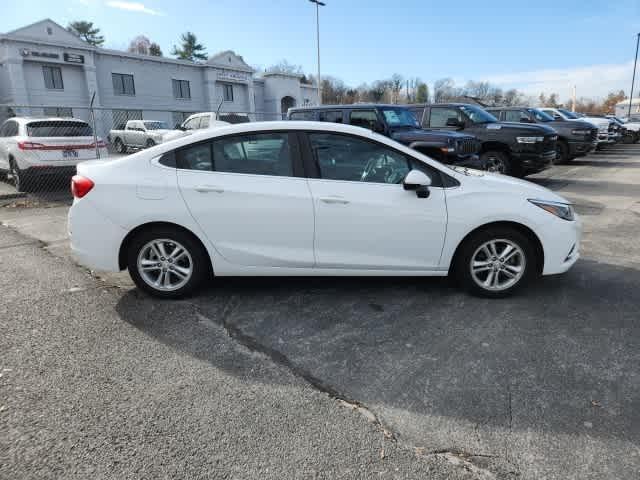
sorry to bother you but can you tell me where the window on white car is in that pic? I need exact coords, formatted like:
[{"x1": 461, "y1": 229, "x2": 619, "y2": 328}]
[
  {"x1": 308, "y1": 133, "x2": 411, "y2": 184},
  {"x1": 212, "y1": 133, "x2": 293, "y2": 177}
]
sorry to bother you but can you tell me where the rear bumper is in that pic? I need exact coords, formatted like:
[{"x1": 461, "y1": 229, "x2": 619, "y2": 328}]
[
  {"x1": 68, "y1": 198, "x2": 127, "y2": 272},
  {"x1": 23, "y1": 165, "x2": 78, "y2": 177}
]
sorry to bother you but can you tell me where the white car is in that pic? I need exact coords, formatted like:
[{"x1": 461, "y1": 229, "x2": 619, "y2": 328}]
[
  {"x1": 162, "y1": 112, "x2": 230, "y2": 143},
  {"x1": 0, "y1": 117, "x2": 108, "y2": 192},
  {"x1": 541, "y1": 108, "x2": 611, "y2": 145},
  {"x1": 68, "y1": 121, "x2": 581, "y2": 299}
]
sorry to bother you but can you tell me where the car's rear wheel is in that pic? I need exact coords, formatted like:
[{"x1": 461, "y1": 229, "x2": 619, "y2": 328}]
[
  {"x1": 481, "y1": 150, "x2": 517, "y2": 176},
  {"x1": 114, "y1": 138, "x2": 127, "y2": 154},
  {"x1": 9, "y1": 159, "x2": 32, "y2": 193},
  {"x1": 127, "y1": 227, "x2": 210, "y2": 299},
  {"x1": 454, "y1": 226, "x2": 537, "y2": 298},
  {"x1": 555, "y1": 140, "x2": 569, "y2": 164}
]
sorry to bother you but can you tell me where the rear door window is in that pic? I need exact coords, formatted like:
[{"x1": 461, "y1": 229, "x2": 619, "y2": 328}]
[
  {"x1": 318, "y1": 110, "x2": 343, "y2": 123},
  {"x1": 349, "y1": 110, "x2": 378, "y2": 130},
  {"x1": 429, "y1": 108, "x2": 461, "y2": 128},
  {"x1": 505, "y1": 110, "x2": 529, "y2": 123},
  {"x1": 212, "y1": 133, "x2": 293, "y2": 177},
  {"x1": 26, "y1": 121, "x2": 92, "y2": 137}
]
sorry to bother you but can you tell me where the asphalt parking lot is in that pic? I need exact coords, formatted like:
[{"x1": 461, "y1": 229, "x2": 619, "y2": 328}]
[{"x1": 1, "y1": 144, "x2": 640, "y2": 479}]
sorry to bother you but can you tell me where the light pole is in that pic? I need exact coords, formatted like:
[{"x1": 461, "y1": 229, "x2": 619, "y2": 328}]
[
  {"x1": 629, "y1": 32, "x2": 640, "y2": 118},
  {"x1": 309, "y1": 0, "x2": 325, "y2": 105}
]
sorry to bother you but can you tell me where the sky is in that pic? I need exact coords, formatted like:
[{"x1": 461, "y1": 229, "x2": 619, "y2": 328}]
[{"x1": 3, "y1": 0, "x2": 640, "y2": 100}]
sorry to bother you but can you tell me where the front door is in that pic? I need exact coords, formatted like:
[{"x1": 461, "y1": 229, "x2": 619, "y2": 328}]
[
  {"x1": 304, "y1": 132, "x2": 447, "y2": 270},
  {"x1": 177, "y1": 132, "x2": 315, "y2": 267}
]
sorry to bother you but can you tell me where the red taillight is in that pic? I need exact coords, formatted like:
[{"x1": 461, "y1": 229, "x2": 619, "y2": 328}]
[
  {"x1": 71, "y1": 175, "x2": 94, "y2": 199},
  {"x1": 18, "y1": 141, "x2": 45, "y2": 150}
]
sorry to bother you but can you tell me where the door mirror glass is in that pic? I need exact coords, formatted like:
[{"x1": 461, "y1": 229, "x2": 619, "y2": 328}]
[{"x1": 403, "y1": 169, "x2": 432, "y2": 190}]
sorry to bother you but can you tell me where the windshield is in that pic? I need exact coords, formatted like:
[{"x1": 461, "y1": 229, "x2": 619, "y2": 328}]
[
  {"x1": 558, "y1": 108, "x2": 579, "y2": 119},
  {"x1": 27, "y1": 121, "x2": 93, "y2": 137},
  {"x1": 460, "y1": 105, "x2": 497, "y2": 124},
  {"x1": 527, "y1": 108, "x2": 554, "y2": 122},
  {"x1": 381, "y1": 108, "x2": 420, "y2": 128},
  {"x1": 144, "y1": 121, "x2": 169, "y2": 130}
]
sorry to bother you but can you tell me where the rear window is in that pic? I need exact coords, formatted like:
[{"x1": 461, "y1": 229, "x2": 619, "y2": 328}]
[{"x1": 27, "y1": 121, "x2": 93, "y2": 137}]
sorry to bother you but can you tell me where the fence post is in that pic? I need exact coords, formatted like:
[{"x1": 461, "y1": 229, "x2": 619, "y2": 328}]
[{"x1": 89, "y1": 92, "x2": 100, "y2": 160}]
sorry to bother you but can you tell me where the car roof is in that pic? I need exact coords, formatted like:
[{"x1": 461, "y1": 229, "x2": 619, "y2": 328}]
[
  {"x1": 6, "y1": 117, "x2": 88, "y2": 124},
  {"x1": 289, "y1": 104, "x2": 409, "y2": 112}
]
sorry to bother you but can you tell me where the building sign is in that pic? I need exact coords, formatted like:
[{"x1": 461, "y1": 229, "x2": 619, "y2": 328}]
[
  {"x1": 217, "y1": 69, "x2": 251, "y2": 83},
  {"x1": 64, "y1": 53, "x2": 85, "y2": 64},
  {"x1": 20, "y1": 49, "x2": 60, "y2": 60}
]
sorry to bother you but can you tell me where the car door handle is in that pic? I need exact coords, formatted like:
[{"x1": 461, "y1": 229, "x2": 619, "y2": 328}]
[
  {"x1": 194, "y1": 185, "x2": 224, "y2": 193},
  {"x1": 319, "y1": 196, "x2": 349, "y2": 205}
]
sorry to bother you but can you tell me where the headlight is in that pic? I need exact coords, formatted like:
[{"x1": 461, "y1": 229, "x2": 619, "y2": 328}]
[
  {"x1": 516, "y1": 136, "x2": 544, "y2": 143},
  {"x1": 571, "y1": 129, "x2": 591, "y2": 135},
  {"x1": 528, "y1": 199, "x2": 575, "y2": 221}
]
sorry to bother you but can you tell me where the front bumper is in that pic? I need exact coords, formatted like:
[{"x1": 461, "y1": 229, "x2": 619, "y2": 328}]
[
  {"x1": 541, "y1": 214, "x2": 582, "y2": 276},
  {"x1": 445, "y1": 153, "x2": 485, "y2": 169},
  {"x1": 512, "y1": 150, "x2": 555, "y2": 174},
  {"x1": 567, "y1": 140, "x2": 595, "y2": 156}
]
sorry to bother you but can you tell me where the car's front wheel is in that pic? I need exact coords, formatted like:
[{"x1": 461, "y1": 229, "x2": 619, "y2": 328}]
[
  {"x1": 481, "y1": 150, "x2": 518, "y2": 176},
  {"x1": 126, "y1": 226, "x2": 210, "y2": 299},
  {"x1": 555, "y1": 140, "x2": 569, "y2": 164},
  {"x1": 454, "y1": 226, "x2": 537, "y2": 298},
  {"x1": 114, "y1": 138, "x2": 127, "y2": 154}
]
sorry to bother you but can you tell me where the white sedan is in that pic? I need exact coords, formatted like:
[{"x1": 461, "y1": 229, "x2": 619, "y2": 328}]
[{"x1": 68, "y1": 121, "x2": 581, "y2": 299}]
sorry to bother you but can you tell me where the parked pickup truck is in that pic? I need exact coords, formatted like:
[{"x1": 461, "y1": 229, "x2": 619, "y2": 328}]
[
  {"x1": 108, "y1": 120, "x2": 171, "y2": 153},
  {"x1": 540, "y1": 108, "x2": 611, "y2": 147},
  {"x1": 486, "y1": 106, "x2": 597, "y2": 163},
  {"x1": 287, "y1": 104, "x2": 483, "y2": 169},
  {"x1": 161, "y1": 112, "x2": 230, "y2": 143},
  {"x1": 408, "y1": 103, "x2": 557, "y2": 177}
]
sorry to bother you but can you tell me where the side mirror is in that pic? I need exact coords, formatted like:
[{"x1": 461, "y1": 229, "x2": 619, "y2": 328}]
[
  {"x1": 446, "y1": 117, "x2": 463, "y2": 128},
  {"x1": 403, "y1": 169, "x2": 432, "y2": 198},
  {"x1": 553, "y1": 114, "x2": 562, "y2": 120}
]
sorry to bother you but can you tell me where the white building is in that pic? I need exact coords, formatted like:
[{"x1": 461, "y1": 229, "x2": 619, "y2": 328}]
[
  {"x1": 0, "y1": 19, "x2": 318, "y2": 131},
  {"x1": 615, "y1": 98, "x2": 640, "y2": 119}
]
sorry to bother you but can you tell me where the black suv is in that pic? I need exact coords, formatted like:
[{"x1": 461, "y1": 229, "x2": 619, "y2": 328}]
[
  {"x1": 486, "y1": 107, "x2": 598, "y2": 163},
  {"x1": 287, "y1": 104, "x2": 483, "y2": 169},
  {"x1": 408, "y1": 104, "x2": 557, "y2": 177}
]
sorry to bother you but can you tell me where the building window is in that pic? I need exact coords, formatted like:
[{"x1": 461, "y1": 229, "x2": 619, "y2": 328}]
[
  {"x1": 222, "y1": 83, "x2": 234, "y2": 102},
  {"x1": 43, "y1": 66, "x2": 64, "y2": 90},
  {"x1": 112, "y1": 73, "x2": 136, "y2": 96},
  {"x1": 43, "y1": 107, "x2": 73, "y2": 118},
  {"x1": 172, "y1": 79, "x2": 191, "y2": 100}
]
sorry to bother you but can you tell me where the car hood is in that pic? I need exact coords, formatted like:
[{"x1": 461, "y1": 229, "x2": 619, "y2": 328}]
[
  {"x1": 485, "y1": 122, "x2": 557, "y2": 135},
  {"x1": 162, "y1": 130, "x2": 190, "y2": 142},
  {"x1": 455, "y1": 170, "x2": 570, "y2": 204},
  {"x1": 550, "y1": 120, "x2": 595, "y2": 130},
  {"x1": 579, "y1": 117, "x2": 610, "y2": 128},
  {"x1": 390, "y1": 128, "x2": 473, "y2": 142}
]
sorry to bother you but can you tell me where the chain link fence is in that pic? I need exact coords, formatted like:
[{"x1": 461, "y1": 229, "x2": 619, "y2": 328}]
[{"x1": 0, "y1": 105, "x2": 284, "y2": 206}]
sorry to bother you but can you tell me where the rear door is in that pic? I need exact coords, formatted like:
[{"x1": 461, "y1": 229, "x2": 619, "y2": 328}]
[
  {"x1": 177, "y1": 131, "x2": 315, "y2": 267},
  {"x1": 303, "y1": 131, "x2": 448, "y2": 270}
]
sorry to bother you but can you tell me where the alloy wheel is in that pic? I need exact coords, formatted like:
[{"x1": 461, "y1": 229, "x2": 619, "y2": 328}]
[
  {"x1": 470, "y1": 238, "x2": 526, "y2": 292},
  {"x1": 137, "y1": 239, "x2": 193, "y2": 292},
  {"x1": 485, "y1": 155, "x2": 506, "y2": 174}
]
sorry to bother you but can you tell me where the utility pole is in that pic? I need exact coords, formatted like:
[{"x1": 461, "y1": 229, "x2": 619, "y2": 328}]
[
  {"x1": 629, "y1": 32, "x2": 640, "y2": 118},
  {"x1": 309, "y1": 0, "x2": 325, "y2": 105}
]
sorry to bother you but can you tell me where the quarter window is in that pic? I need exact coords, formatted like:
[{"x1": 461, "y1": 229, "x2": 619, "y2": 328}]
[
  {"x1": 172, "y1": 79, "x2": 191, "y2": 99},
  {"x1": 319, "y1": 110, "x2": 343, "y2": 123},
  {"x1": 112, "y1": 73, "x2": 136, "y2": 95},
  {"x1": 222, "y1": 83, "x2": 234, "y2": 102},
  {"x1": 43, "y1": 66, "x2": 64, "y2": 90},
  {"x1": 429, "y1": 108, "x2": 461, "y2": 128},
  {"x1": 349, "y1": 110, "x2": 378, "y2": 130},
  {"x1": 212, "y1": 133, "x2": 292, "y2": 176},
  {"x1": 308, "y1": 133, "x2": 411, "y2": 184}
]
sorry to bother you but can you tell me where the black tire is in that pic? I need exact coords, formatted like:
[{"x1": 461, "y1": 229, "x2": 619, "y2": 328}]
[
  {"x1": 9, "y1": 159, "x2": 33, "y2": 193},
  {"x1": 126, "y1": 226, "x2": 210, "y2": 299},
  {"x1": 114, "y1": 138, "x2": 127, "y2": 154},
  {"x1": 453, "y1": 226, "x2": 537, "y2": 298},
  {"x1": 481, "y1": 150, "x2": 518, "y2": 176},
  {"x1": 145, "y1": 139, "x2": 156, "y2": 149},
  {"x1": 555, "y1": 140, "x2": 570, "y2": 164},
  {"x1": 0, "y1": 170, "x2": 7, "y2": 182}
]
